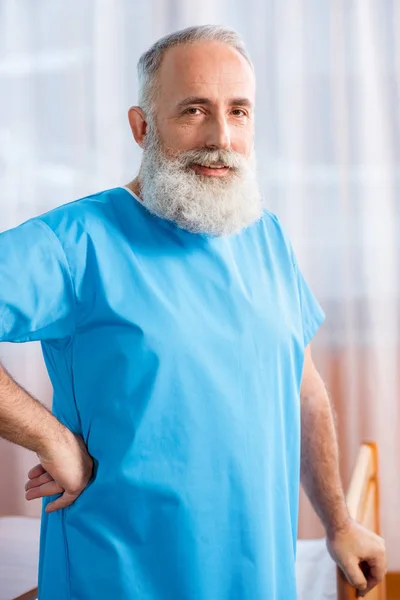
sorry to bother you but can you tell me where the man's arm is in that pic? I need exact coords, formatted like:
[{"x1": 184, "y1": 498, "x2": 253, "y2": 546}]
[
  {"x1": 0, "y1": 363, "x2": 92, "y2": 512},
  {"x1": 300, "y1": 345, "x2": 386, "y2": 597},
  {"x1": 300, "y1": 346, "x2": 349, "y2": 534}
]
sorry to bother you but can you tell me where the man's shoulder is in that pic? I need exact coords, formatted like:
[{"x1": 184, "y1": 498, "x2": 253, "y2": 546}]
[
  {"x1": 36, "y1": 186, "x2": 126, "y2": 242},
  {"x1": 260, "y1": 207, "x2": 280, "y2": 228},
  {"x1": 259, "y1": 208, "x2": 292, "y2": 250}
]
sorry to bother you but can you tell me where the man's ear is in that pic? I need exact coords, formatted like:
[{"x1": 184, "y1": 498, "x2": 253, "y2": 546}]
[{"x1": 128, "y1": 106, "x2": 148, "y2": 148}]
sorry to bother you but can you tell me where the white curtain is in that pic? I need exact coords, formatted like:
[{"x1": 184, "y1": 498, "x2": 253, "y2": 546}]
[{"x1": 0, "y1": 0, "x2": 399, "y2": 570}]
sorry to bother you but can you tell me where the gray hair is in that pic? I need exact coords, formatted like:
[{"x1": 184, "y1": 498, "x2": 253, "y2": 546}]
[{"x1": 137, "y1": 25, "x2": 254, "y2": 118}]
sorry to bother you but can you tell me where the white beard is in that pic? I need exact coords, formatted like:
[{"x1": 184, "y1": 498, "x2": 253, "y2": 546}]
[{"x1": 138, "y1": 124, "x2": 263, "y2": 237}]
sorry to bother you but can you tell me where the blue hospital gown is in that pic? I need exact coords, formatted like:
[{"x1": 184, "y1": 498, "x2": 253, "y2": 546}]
[{"x1": 0, "y1": 187, "x2": 325, "y2": 599}]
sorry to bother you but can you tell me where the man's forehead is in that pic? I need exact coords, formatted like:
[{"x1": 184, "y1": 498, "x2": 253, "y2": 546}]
[{"x1": 157, "y1": 41, "x2": 255, "y2": 101}]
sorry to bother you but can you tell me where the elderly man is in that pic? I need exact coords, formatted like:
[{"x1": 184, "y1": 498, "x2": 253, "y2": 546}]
[{"x1": 0, "y1": 25, "x2": 385, "y2": 600}]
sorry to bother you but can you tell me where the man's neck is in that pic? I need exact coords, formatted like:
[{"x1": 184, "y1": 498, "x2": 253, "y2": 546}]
[{"x1": 125, "y1": 177, "x2": 143, "y2": 202}]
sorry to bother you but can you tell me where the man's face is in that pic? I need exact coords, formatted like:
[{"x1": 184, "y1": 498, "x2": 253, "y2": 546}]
[
  {"x1": 137, "y1": 41, "x2": 263, "y2": 236},
  {"x1": 153, "y1": 40, "x2": 256, "y2": 169}
]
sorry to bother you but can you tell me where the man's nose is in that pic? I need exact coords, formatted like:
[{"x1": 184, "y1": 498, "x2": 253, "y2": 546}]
[{"x1": 204, "y1": 116, "x2": 231, "y2": 151}]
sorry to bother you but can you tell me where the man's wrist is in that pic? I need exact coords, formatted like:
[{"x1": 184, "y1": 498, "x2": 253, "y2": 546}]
[
  {"x1": 325, "y1": 512, "x2": 352, "y2": 540},
  {"x1": 35, "y1": 419, "x2": 75, "y2": 459}
]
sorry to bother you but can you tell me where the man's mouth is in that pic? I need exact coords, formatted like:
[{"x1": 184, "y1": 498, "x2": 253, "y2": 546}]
[{"x1": 190, "y1": 163, "x2": 231, "y2": 177}]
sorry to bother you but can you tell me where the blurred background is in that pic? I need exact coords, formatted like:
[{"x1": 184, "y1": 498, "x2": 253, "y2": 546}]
[{"x1": 0, "y1": 0, "x2": 399, "y2": 573}]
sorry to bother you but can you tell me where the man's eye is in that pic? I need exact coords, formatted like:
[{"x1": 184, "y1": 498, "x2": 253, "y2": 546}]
[
  {"x1": 232, "y1": 109, "x2": 246, "y2": 117},
  {"x1": 185, "y1": 108, "x2": 201, "y2": 115}
]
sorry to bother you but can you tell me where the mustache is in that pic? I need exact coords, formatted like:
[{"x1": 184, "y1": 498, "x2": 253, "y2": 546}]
[{"x1": 173, "y1": 148, "x2": 246, "y2": 171}]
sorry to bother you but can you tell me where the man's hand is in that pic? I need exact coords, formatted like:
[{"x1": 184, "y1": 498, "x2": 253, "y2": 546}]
[
  {"x1": 25, "y1": 432, "x2": 93, "y2": 513},
  {"x1": 326, "y1": 519, "x2": 387, "y2": 597}
]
